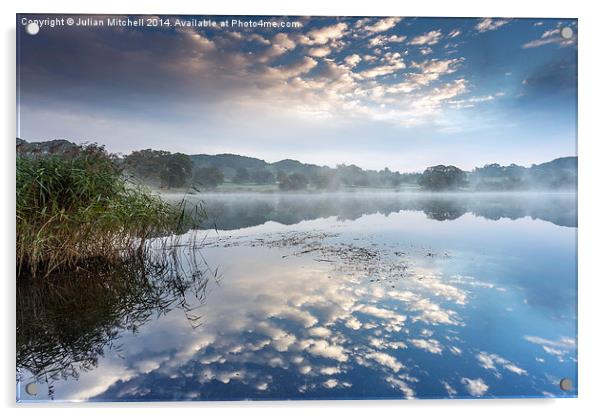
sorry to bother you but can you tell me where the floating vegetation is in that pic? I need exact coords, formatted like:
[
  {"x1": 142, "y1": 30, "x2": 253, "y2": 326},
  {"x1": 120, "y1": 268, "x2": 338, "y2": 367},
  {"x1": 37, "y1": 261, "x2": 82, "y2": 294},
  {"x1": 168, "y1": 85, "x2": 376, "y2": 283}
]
[{"x1": 202, "y1": 231, "x2": 434, "y2": 286}]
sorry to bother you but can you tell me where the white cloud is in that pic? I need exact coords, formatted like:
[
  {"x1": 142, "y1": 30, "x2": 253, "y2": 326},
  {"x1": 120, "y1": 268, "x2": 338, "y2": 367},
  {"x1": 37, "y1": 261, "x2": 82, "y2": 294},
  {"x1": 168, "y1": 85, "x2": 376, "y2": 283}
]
[
  {"x1": 299, "y1": 339, "x2": 349, "y2": 362},
  {"x1": 262, "y1": 56, "x2": 318, "y2": 80},
  {"x1": 291, "y1": 356, "x2": 304, "y2": 364},
  {"x1": 449, "y1": 94, "x2": 496, "y2": 109},
  {"x1": 298, "y1": 365, "x2": 312, "y2": 374},
  {"x1": 448, "y1": 29, "x2": 462, "y2": 38},
  {"x1": 409, "y1": 297, "x2": 459, "y2": 325},
  {"x1": 272, "y1": 33, "x2": 296, "y2": 50},
  {"x1": 394, "y1": 58, "x2": 463, "y2": 93},
  {"x1": 248, "y1": 33, "x2": 270, "y2": 45},
  {"x1": 449, "y1": 346, "x2": 462, "y2": 356},
  {"x1": 184, "y1": 31, "x2": 217, "y2": 52},
  {"x1": 388, "y1": 35, "x2": 407, "y2": 43},
  {"x1": 366, "y1": 352, "x2": 404, "y2": 372},
  {"x1": 343, "y1": 54, "x2": 362, "y2": 67},
  {"x1": 199, "y1": 353, "x2": 224, "y2": 365},
  {"x1": 214, "y1": 370, "x2": 244, "y2": 384},
  {"x1": 356, "y1": 305, "x2": 407, "y2": 323},
  {"x1": 410, "y1": 338, "x2": 443, "y2": 354},
  {"x1": 322, "y1": 379, "x2": 339, "y2": 388},
  {"x1": 413, "y1": 58, "x2": 462, "y2": 77},
  {"x1": 461, "y1": 377, "x2": 489, "y2": 397},
  {"x1": 386, "y1": 376, "x2": 415, "y2": 398},
  {"x1": 363, "y1": 54, "x2": 377, "y2": 62},
  {"x1": 442, "y1": 380, "x2": 457, "y2": 397},
  {"x1": 345, "y1": 316, "x2": 362, "y2": 330},
  {"x1": 308, "y1": 46, "x2": 332, "y2": 58},
  {"x1": 271, "y1": 333, "x2": 297, "y2": 352},
  {"x1": 23, "y1": 17, "x2": 487, "y2": 149},
  {"x1": 304, "y1": 22, "x2": 349, "y2": 45},
  {"x1": 522, "y1": 28, "x2": 576, "y2": 49},
  {"x1": 134, "y1": 359, "x2": 161, "y2": 373},
  {"x1": 369, "y1": 337, "x2": 385, "y2": 349},
  {"x1": 368, "y1": 35, "x2": 387, "y2": 47},
  {"x1": 358, "y1": 59, "x2": 406, "y2": 79},
  {"x1": 364, "y1": 17, "x2": 402, "y2": 33},
  {"x1": 268, "y1": 357, "x2": 286, "y2": 368},
  {"x1": 368, "y1": 34, "x2": 407, "y2": 47},
  {"x1": 319, "y1": 366, "x2": 341, "y2": 375},
  {"x1": 409, "y1": 30, "x2": 443, "y2": 46},
  {"x1": 389, "y1": 341, "x2": 408, "y2": 350},
  {"x1": 308, "y1": 326, "x2": 332, "y2": 338},
  {"x1": 412, "y1": 271, "x2": 468, "y2": 304},
  {"x1": 255, "y1": 382, "x2": 269, "y2": 390},
  {"x1": 524, "y1": 335, "x2": 576, "y2": 362},
  {"x1": 475, "y1": 18, "x2": 511, "y2": 33},
  {"x1": 476, "y1": 351, "x2": 527, "y2": 376}
]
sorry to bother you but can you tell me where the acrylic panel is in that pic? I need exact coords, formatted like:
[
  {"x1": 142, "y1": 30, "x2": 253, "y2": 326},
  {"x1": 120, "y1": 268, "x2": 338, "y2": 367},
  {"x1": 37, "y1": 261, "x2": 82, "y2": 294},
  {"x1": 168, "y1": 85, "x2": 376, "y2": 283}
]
[{"x1": 16, "y1": 14, "x2": 577, "y2": 402}]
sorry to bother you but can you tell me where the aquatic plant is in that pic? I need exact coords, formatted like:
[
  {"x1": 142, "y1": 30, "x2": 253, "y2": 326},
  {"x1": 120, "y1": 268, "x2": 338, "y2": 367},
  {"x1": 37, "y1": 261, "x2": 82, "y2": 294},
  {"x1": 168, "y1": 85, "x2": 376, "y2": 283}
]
[{"x1": 16, "y1": 143, "x2": 195, "y2": 278}]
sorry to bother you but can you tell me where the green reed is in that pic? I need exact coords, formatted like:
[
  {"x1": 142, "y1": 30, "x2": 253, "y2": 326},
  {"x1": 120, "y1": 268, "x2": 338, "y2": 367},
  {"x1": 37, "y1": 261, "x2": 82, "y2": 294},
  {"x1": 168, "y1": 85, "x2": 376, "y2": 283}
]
[{"x1": 16, "y1": 144, "x2": 191, "y2": 278}]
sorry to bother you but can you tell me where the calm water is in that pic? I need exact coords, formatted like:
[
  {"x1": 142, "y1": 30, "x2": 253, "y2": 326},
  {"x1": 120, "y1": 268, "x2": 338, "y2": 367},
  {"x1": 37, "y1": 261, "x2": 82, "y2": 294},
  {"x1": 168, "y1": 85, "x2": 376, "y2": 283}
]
[{"x1": 17, "y1": 192, "x2": 577, "y2": 401}]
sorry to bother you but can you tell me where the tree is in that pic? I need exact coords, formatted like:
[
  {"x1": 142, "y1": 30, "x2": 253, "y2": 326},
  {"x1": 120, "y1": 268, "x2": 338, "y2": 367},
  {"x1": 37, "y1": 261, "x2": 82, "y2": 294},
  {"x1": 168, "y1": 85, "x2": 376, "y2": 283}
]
[
  {"x1": 124, "y1": 149, "x2": 167, "y2": 180},
  {"x1": 278, "y1": 172, "x2": 308, "y2": 191},
  {"x1": 421, "y1": 199, "x2": 466, "y2": 221},
  {"x1": 314, "y1": 169, "x2": 340, "y2": 190},
  {"x1": 276, "y1": 170, "x2": 288, "y2": 184},
  {"x1": 124, "y1": 150, "x2": 192, "y2": 188},
  {"x1": 160, "y1": 153, "x2": 192, "y2": 188},
  {"x1": 193, "y1": 167, "x2": 224, "y2": 189},
  {"x1": 250, "y1": 169, "x2": 275, "y2": 184},
  {"x1": 419, "y1": 165, "x2": 467, "y2": 191},
  {"x1": 336, "y1": 164, "x2": 370, "y2": 187},
  {"x1": 234, "y1": 167, "x2": 250, "y2": 183}
]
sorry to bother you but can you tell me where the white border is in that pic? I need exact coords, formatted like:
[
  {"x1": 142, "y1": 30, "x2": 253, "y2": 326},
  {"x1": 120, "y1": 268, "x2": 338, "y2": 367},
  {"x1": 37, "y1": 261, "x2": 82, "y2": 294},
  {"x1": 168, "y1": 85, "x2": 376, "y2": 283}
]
[{"x1": 3, "y1": 1, "x2": 601, "y2": 415}]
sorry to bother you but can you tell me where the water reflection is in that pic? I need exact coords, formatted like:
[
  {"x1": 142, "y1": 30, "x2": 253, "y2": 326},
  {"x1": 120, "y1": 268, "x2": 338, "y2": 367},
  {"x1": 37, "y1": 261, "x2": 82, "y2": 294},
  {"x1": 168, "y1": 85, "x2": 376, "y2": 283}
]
[
  {"x1": 90, "y1": 242, "x2": 465, "y2": 400},
  {"x1": 17, "y1": 241, "x2": 213, "y2": 399},
  {"x1": 165, "y1": 192, "x2": 577, "y2": 230},
  {"x1": 17, "y1": 194, "x2": 577, "y2": 401}
]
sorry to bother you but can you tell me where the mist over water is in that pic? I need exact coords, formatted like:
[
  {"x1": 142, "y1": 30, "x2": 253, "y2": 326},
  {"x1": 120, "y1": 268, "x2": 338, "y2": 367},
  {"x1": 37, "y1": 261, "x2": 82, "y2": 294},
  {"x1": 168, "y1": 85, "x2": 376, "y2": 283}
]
[{"x1": 163, "y1": 191, "x2": 577, "y2": 229}]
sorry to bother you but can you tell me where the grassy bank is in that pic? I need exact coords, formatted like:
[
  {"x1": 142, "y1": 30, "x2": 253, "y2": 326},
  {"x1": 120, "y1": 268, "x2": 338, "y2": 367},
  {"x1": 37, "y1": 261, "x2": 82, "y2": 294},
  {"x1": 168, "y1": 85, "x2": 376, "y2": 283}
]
[
  {"x1": 16, "y1": 144, "x2": 190, "y2": 279},
  {"x1": 157, "y1": 182, "x2": 423, "y2": 194}
]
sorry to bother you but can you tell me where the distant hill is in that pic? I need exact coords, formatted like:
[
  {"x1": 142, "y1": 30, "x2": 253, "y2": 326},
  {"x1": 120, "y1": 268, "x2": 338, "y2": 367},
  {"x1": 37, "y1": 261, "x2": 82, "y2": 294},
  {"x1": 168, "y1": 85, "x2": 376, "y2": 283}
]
[
  {"x1": 189, "y1": 153, "x2": 328, "y2": 181},
  {"x1": 532, "y1": 156, "x2": 577, "y2": 172},
  {"x1": 190, "y1": 153, "x2": 269, "y2": 170},
  {"x1": 470, "y1": 157, "x2": 577, "y2": 190},
  {"x1": 16, "y1": 138, "x2": 80, "y2": 155}
]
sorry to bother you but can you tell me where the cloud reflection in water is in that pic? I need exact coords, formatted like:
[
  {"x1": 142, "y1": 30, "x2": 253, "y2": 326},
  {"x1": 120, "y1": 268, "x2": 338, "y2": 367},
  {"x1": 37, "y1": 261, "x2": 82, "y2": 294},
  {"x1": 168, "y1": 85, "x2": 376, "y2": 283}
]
[{"x1": 18, "y1": 202, "x2": 577, "y2": 401}]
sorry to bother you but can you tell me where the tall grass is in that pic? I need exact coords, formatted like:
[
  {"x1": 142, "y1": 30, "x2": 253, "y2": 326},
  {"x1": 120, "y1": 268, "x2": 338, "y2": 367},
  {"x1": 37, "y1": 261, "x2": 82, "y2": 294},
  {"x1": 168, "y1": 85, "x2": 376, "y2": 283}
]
[{"x1": 16, "y1": 144, "x2": 188, "y2": 278}]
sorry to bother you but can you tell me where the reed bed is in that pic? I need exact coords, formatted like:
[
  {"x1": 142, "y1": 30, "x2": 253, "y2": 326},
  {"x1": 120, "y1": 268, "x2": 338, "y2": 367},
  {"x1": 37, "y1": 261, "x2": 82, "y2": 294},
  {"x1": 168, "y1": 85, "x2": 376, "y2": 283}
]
[{"x1": 16, "y1": 144, "x2": 191, "y2": 278}]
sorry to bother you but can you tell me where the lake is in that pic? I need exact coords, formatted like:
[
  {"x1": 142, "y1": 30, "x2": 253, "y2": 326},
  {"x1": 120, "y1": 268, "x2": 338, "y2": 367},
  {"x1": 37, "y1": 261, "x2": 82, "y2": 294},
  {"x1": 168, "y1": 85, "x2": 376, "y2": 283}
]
[{"x1": 17, "y1": 192, "x2": 578, "y2": 401}]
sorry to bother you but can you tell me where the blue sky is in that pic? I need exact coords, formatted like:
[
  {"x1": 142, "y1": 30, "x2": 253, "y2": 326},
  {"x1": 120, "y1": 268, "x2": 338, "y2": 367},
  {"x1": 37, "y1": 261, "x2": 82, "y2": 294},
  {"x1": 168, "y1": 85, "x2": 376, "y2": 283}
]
[{"x1": 17, "y1": 15, "x2": 577, "y2": 171}]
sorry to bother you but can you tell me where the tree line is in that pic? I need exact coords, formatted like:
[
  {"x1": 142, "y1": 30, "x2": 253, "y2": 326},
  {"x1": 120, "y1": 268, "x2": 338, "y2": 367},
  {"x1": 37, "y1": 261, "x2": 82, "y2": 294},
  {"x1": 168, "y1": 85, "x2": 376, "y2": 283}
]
[
  {"x1": 17, "y1": 140, "x2": 576, "y2": 192},
  {"x1": 122, "y1": 149, "x2": 423, "y2": 191},
  {"x1": 122, "y1": 149, "x2": 576, "y2": 192}
]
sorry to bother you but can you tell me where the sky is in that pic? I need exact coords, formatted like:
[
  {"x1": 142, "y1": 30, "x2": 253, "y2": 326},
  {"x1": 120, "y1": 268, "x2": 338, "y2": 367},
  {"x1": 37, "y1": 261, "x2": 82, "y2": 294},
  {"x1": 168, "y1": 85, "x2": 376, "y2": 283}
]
[{"x1": 17, "y1": 15, "x2": 577, "y2": 172}]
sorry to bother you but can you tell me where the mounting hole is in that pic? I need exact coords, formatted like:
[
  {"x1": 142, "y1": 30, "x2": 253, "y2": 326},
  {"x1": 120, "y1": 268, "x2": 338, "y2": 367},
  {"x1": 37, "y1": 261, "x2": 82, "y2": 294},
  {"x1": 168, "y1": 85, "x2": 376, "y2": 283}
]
[
  {"x1": 559, "y1": 378, "x2": 572, "y2": 391},
  {"x1": 560, "y1": 27, "x2": 573, "y2": 40},
  {"x1": 25, "y1": 382, "x2": 38, "y2": 396},
  {"x1": 25, "y1": 22, "x2": 40, "y2": 36}
]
